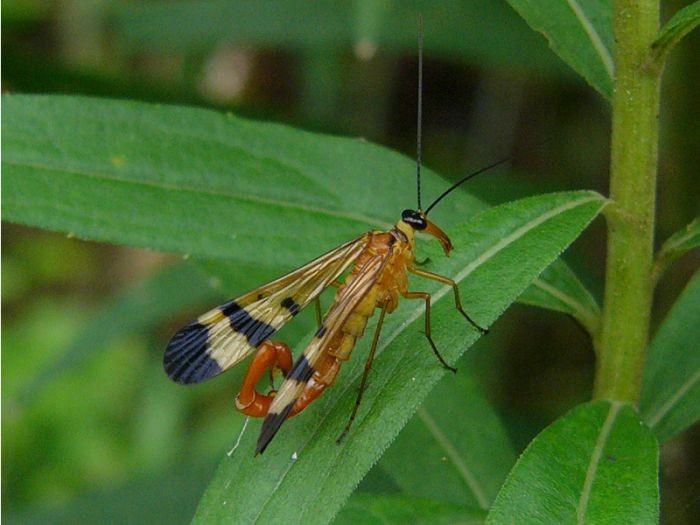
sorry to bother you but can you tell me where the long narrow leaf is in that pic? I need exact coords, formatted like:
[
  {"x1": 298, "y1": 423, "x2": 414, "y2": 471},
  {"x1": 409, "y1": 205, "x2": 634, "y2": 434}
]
[
  {"x1": 650, "y1": 1, "x2": 700, "y2": 65},
  {"x1": 505, "y1": 0, "x2": 614, "y2": 98},
  {"x1": 2, "y1": 94, "x2": 482, "y2": 265},
  {"x1": 651, "y1": 217, "x2": 699, "y2": 284},
  {"x1": 3, "y1": 96, "x2": 609, "y2": 524},
  {"x1": 191, "y1": 191, "x2": 605, "y2": 524},
  {"x1": 4, "y1": 94, "x2": 597, "y2": 327},
  {"x1": 640, "y1": 270, "x2": 700, "y2": 442},
  {"x1": 377, "y1": 352, "x2": 516, "y2": 510},
  {"x1": 486, "y1": 401, "x2": 659, "y2": 524},
  {"x1": 334, "y1": 493, "x2": 485, "y2": 525},
  {"x1": 518, "y1": 258, "x2": 600, "y2": 338}
]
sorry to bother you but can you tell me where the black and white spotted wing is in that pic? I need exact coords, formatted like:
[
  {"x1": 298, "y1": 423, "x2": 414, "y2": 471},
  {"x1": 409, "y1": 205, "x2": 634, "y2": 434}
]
[{"x1": 164, "y1": 234, "x2": 371, "y2": 384}]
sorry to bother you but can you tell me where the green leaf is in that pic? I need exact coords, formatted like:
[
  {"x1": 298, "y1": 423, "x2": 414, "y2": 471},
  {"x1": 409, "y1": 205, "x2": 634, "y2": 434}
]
[
  {"x1": 640, "y1": 270, "x2": 700, "y2": 443},
  {"x1": 3, "y1": 94, "x2": 487, "y2": 265},
  {"x1": 191, "y1": 191, "x2": 605, "y2": 525},
  {"x1": 4, "y1": 94, "x2": 606, "y2": 523},
  {"x1": 10, "y1": 263, "x2": 221, "y2": 411},
  {"x1": 650, "y1": 1, "x2": 700, "y2": 66},
  {"x1": 486, "y1": 401, "x2": 659, "y2": 524},
  {"x1": 518, "y1": 258, "x2": 601, "y2": 339},
  {"x1": 111, "y1": 0, "x2": 566, "y2": 74},
  {"x1": 4, "y1": 94, "x2": 598, "y2": 302},
  {"x1": 505, "y1": 0, "x2": 614, "y2": 98},
  {"x1": 334, "y1": 493, "x2": 485, "y2": 525},
  {"x1": 377, "y1": 352, "x2": 516, "y2": 510},
  {"x1": 651, "y1": 217, "x2": 700, "y2": 285}
]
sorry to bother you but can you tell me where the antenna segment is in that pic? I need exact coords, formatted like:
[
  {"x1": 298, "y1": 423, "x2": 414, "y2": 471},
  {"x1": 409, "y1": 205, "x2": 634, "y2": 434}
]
[
  {"x1": 416, "y1": 14, "x2": 424, "y2": 211},
  {"x1": 424, "y1": 155, "x2": 513, "y2": 214},
  {"x1": 415, "y1": 14, "x2": 521, "y2": 216}
]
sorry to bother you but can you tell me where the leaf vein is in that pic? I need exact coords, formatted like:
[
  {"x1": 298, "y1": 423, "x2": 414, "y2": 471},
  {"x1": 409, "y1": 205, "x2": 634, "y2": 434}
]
[
  {"x1": 660, "y1": 225, "x2": 699, "y2": 255},
  {"x1": 531, "y1": 276, "x2": 599, "y2": 335},
  {"x1": 3, "y1": 159, "x2": 389, "y2": 229},
  {"x1": 565, "y1": 0, "x2": 614, "y2": 78},
  {"x1": 417, "y1": 407, "x2": 490, "y2": 509},
  {"x1": 251, "y1": 194, "x2": 604, "y2": 519},
  {"x1": 646, "y1": 368, "x2": 700, "y2": 428},
  {"x1": 576, "y1": 401, "x2": 621, "y2": 523}
]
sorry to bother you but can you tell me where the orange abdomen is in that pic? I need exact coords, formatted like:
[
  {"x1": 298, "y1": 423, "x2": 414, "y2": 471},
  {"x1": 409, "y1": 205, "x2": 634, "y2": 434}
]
[{"x1": 322, "y1": 231, "x2": 412, "y2": 369}]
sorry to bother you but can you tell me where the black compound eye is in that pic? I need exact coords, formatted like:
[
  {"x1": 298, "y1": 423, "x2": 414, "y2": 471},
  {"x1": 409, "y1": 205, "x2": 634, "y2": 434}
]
[{"x1": 401, "y1": 209, "x2": 427, "y2": 230}]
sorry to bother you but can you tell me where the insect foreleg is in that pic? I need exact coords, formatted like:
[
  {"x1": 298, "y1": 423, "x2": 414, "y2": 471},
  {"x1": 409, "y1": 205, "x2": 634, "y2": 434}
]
[
  {"x1": 408, "y1": 266, "x2": 488, "y2": 333},
  {"x1": 403, "y1": 290, "x2": 457, "y2": 373},
  {"x1": 336, "y1": 303, "x2": 389, "y2": 444},
  {"x1": 235, "y1": 341, "x2": 293, "y2": 417}
]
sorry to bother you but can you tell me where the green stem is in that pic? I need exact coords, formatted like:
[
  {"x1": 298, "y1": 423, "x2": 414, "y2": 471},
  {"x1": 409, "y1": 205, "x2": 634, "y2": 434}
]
[{"x1": 594, "y1": 0, "x2": 661, "y2": 404}]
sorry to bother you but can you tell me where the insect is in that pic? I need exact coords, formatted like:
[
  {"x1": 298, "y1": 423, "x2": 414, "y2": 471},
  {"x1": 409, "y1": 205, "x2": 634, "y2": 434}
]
[{"x1": 163, "y1": 19, "x2": 501, "y2": 455}]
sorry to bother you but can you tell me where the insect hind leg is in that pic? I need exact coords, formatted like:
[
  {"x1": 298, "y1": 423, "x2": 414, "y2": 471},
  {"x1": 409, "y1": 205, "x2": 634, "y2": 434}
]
[
  {"x1": 403, "y1": 290, "x2": 457, "y2": 373},
  {"x1": 409, "y1": 266, "x2": 488, "y2": 334},
  {"x1": 235, "y1": 341, "x2": 293, "y2": 417}
]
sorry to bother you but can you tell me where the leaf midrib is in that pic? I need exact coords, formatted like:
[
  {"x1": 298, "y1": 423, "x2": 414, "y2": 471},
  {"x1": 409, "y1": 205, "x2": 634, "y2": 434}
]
[
  {"x1": 645, "y1": 368, "x2": 700, "y2": 429},
  {"x1": 564, "y1": 0, "x2": 614, "y2": 78},
  {"x1": 660, "y1": 224, "x2": 699, "y2": 256},
  {"x1": 531, "y1": 276, "x2": 599, "y2": 333},
  {"x1": 3, "y1": 158, "x2": 390, "y2": 230},
  {"x1": 576, "y1": 401, "x2": 622, "y2": 524},
  {"x1": 251, "y1": 194, "x2": 604, "y2": 523},
  {"x1": 417, "y1": 407, "x2": 490, "y2": 509}
]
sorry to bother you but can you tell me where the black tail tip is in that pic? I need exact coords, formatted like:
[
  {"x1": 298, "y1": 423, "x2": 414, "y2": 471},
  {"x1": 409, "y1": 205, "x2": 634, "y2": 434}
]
[{"x1": 255, "y1": 404, "x2": 295, "y2": 455}]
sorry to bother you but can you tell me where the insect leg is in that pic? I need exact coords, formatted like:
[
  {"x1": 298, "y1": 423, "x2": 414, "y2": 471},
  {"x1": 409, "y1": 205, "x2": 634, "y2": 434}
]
[
  {"x1": 314, "y1": 297, "x2": 323, "y2": 328},
  {"x1": 235, "y1": 341, "x2": 293, "y2": 417},
  {"x1": 408, "y1": 266, "x2": 488, "y2": 333},
  {"x1": 403, "y1": 291, "x2": 457, "y2": 373},
  {"x1": 315, "y1": 280, "x2": 342, "y2": 328},
  {"x1": 336, "y1": 304, "x2": 388, "y2": 444}
]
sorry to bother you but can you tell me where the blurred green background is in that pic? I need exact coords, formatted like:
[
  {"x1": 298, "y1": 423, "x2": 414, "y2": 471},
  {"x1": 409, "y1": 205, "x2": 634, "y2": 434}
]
[{"x1": 3, "y1": 1, "x2": 698, "y2": 523}]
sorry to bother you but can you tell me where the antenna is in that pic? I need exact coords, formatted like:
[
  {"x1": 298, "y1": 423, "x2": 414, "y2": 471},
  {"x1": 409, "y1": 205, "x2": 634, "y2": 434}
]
[
  {"x1": 416, "y1": 14, "x2": 424, "y2": 211},
  {"x1": 424, "y1": 154, "x2": 513, "y2": 214},
  {"x1": 424, "y1": 135, "x2": 552, "y2": 214}
]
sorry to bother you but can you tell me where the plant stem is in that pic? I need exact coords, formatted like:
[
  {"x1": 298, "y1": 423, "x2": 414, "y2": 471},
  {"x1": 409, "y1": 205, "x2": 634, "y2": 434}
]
[{"x1": 594, "y1": 0, "x2": 661, "y2": 404}]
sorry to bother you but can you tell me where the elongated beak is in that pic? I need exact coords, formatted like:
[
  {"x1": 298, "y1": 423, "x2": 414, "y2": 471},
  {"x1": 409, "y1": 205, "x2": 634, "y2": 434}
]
[{"x1": 424, "y1": 219, "x2": 453, "y2": 256}]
